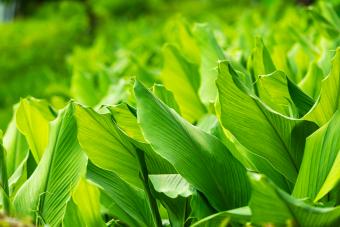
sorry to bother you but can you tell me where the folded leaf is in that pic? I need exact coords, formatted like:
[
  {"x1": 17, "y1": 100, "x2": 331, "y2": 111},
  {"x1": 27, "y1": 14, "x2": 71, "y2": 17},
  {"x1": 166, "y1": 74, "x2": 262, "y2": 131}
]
[{"x1": 135, "y1": 80, "x2": 250, "y2": 211}]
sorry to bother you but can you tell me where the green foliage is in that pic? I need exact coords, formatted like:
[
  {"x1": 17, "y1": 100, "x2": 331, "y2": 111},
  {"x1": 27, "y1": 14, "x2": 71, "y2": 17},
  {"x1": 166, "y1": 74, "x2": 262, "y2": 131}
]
[{"x1": 0, "y1": 0, "x2": 340, "y2": 226}]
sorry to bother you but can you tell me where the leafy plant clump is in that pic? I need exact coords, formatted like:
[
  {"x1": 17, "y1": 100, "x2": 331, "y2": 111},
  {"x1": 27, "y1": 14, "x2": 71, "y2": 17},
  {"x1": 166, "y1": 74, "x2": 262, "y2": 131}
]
[{"x1": 0, "y1": 1, "x2": 340, "y2": 227}]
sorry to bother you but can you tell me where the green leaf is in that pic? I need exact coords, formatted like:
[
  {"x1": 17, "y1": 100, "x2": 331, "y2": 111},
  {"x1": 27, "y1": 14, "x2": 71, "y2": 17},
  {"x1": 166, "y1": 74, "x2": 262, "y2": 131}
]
[
  {"x1": 193, "y1": 23, "x2": 225, "y2": 104},
  {"x1": 87, "y1": 162, "x2": 156, "y2": 227},
  {"x1": 217, "y1": 61, "x2": 315, "y2": 184},
  {"x1": 13, "y1": 104, "x2": 87, "y2": 226},
  {"x1": 304, "y1": 48, "x2": 340, "y2": 126},
  {"x1": 72, "y1": 178, "x2": 106, "y2": 227},
  {"x1": 293, "y1": 111, "x2": 340, "y2": 202},
  {"x1": 75, "y1": 104, "x2": 142, "y2": 189},
  {"x1": 161, "y1": 44, "x2": 206, "y2": 122},
  {"x1": 249, "y1": 173, "x2": 340, "y2": 227},
  {"x1": 134, "y1": 80, "x2": 250, "y2": 211},
  {"x1": 16, "y1": 98, "x2": 56, "y2": 162}
]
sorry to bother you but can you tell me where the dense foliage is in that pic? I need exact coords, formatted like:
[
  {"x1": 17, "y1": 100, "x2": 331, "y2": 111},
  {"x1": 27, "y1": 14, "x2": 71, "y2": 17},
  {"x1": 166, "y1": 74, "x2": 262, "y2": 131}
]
[{"x1": 0, "y1": 0, "x2": 340, "y2": 226}]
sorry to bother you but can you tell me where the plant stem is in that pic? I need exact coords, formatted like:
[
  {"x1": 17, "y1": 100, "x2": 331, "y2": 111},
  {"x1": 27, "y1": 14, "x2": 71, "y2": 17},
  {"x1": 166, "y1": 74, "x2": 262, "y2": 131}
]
[{"x1": 135, "y1": 148, "x2": 162, "y2": 227}]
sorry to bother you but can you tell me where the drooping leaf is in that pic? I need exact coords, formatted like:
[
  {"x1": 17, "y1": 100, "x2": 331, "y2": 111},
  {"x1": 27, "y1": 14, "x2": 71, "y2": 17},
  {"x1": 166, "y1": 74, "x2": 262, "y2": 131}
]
[
  {"x1": 13, "y1": 104, "x2": 87, "y2": 226},
  {"x1": 135, "y1": 80, "x2": 250, "y2": 211},
  {"x1": 293, "y1": 110, "x2": 340, "y2": 202}
]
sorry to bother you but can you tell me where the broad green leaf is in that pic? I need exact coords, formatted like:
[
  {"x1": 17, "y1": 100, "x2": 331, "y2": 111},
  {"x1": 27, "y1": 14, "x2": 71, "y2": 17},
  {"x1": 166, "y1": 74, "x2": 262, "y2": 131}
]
[
  {"x1": 13, "y1": 104, "x2": 87, "y2": 226},
  {"x1": 304, "y1": 48, "x2": 340, "y2": 126},
  {"x1": 193, "y1": 23, "x2": 225, "y2": 104},
  {"x1": 249, "y1": 173, "x2": 340, "y2": 227},
  {"x1": 217, "y1": 61, "x2": 317, "y2": 184},
  {"x1": 135, "y1": 80, "x2": 250, "y2": 211},
  {"x1": 73, "y1": 178, "x2": 106, "y2": 227},
  {"x1": 75, "y1": 104, "x2": 142, "y2": 189},
  {"x1": 161, "y1": 44, "x2": 206, "y2": 122},
  {"x1": 299, "y1": 62, "x2": 324, "y2": 100},
  {"x1": 87, "y1": 162, "x2": 156, "y2": 227},
  {"x1": 293, "y1": 111, "x2": 340, "y2": 202},
  {"x1": 16, "y1": 98, "x2": 56, "y2": 162},
  {"x1": 209, "y1": 116, "x2": 291, "y2": 191},
  {"x1": 191, "y1": 207, "x2": 251, "y2": 227},
  {"x1": 107, "y1": 104, "x2": 176, "y2": 175}
]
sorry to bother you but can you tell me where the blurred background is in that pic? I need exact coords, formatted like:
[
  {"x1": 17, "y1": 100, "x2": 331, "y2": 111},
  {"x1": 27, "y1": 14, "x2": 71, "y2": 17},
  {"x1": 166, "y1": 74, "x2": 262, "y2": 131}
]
[{"x1": 0, "y1": 0, "x2": 339, "y2": 130}]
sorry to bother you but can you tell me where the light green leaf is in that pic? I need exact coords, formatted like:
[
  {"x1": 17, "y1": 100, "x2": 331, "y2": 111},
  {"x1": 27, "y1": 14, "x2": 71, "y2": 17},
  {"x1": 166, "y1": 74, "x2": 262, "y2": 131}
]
[
  {"x1": 249, "y1": 173, "x2": 340, "y2": 227},
  {"x1": 217, "y1": 61, "x2": 316, "y2": 184},
  {"x1": 75, "y1": 104, "x2": 142, "y2": 189},
  {"x1": 161, "y1": 44, "x2": 206, "y2": 122},
  {"x1": 13, "y1": 104, "x2": 87, "y2": 227},
  {"x1": 193, "y1": 23, "x2": 225, "y2": 104},
  {"x1": 16, "y1": 98, "x2": 56, "y2": 162},
  {"x1": 304, "y1": 48, "x2": 340, "y2": 126},
  {"x1": 135, "y1": 80, "x2": 250, "y2": 211},
  {"x1": 293, "y1": 111, "x2": 340, "y2": 202},
  {"x1": 73, "y1": 178, "x2": 106, "y2": 227}
]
